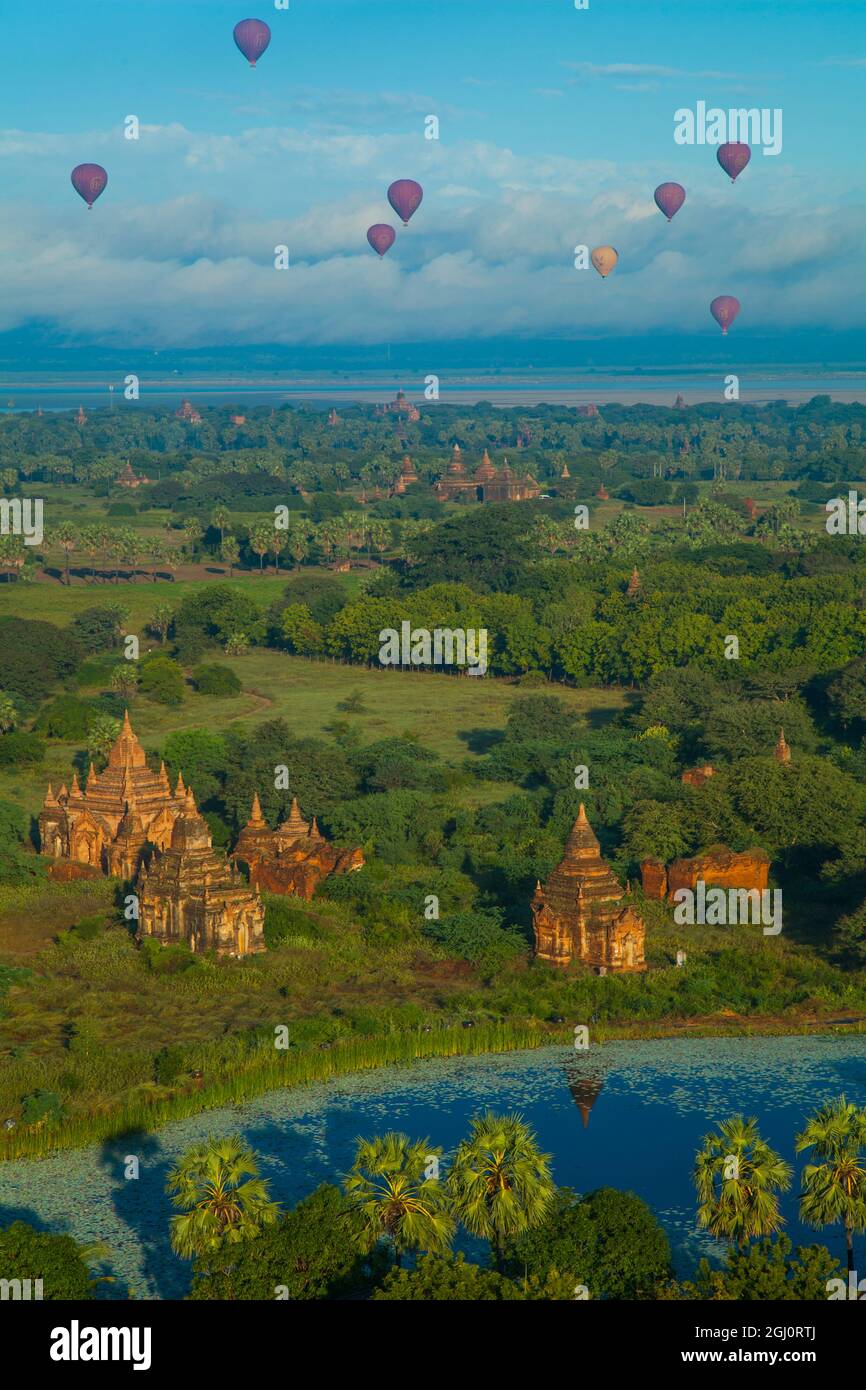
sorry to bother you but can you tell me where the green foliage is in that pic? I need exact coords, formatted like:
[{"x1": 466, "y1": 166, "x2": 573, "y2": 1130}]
[
  {"x1": 69, "y1": 605, "x2": 126, "y2": 652},
  {"x1": 0, "y1": 1222, "x2": 96, "y2": 1300},
  {"x1": 34, "y1": 694, "x2": 100, "y2": 740},
  {"x1": 0, "y1": 617, "x2": 82, "y2": 703},
  {"x1": 21, "y1": 1088, "x2": 65, "y2": 1126},
  {"x1": 687, "y1": 1236, "x2": 842, "y2": 1301},
  {"x1": 425, "y1": 908, "x2": 527, "y2": 971},
  {"x1": 503, "y1": 1186, "x2": 672, "y2": 1298},
  {"x1": 372, "y1": 1250, "x2": 574, "y2": 1300},
  {"x1": 167, "y1": 1135, "x2": 281, "y2": 1258},
  {"x1": 0, "y1": 730, "x2": 45, "y2": 767},
  {"x1": 140, "y1": 656, "x2": 186, "y2": 706},
  {"x1": 189, "y1": 1184, "x2": 375, "y2": 1300},
  {"x1": 191, "y1": 663, "x2": 242, "y2": 697}
]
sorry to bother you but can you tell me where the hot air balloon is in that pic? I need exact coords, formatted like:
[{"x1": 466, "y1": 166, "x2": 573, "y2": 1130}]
[
  {"x1": 367, "y1": 224, "x2": 396, "y2": 258},
  {"x1": 233, "y1": 18, "x2": 271, "y2": 66},
  {"x1": 387, "y1": 180, "x2": 423, "y2": 226},
  {"x1": 591, "y1": 246, "x2": 618, "y2": 279},
  {"x1": 654, "y1": 182, "x2": 686, "y2": 221},
  {"x1": 710, "y1": 295, "x2": 740, "y2": 335},
  {"x1": 717, "y1": 143, "x2": 751, "y2": 182},
  {"x1": 71, "y1": 164, "x2": 108, "y2": 209}
]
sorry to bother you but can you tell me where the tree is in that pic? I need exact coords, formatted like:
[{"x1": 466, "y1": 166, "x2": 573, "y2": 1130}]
[
  {"x1": 188, "y1": 1184, "x2": 375, "y2": 1300},
  {"x1": 695, "y1": 1116, "x2": 792, "y2": 1247},
  {"x1": 148, "y1": 604, "x2": 174, "y2": 645},
  {"x1": 0, "y1": 1221, "x2": 106, "y2": 1300},
  {"x1": 111, "y1": 663, "x2": 139, "y2": 703},
  {"x1": 183, "y1": 517, "x2": 204, "y2": 561},
  {"x1": 87, "y1": 714, "x2": 122, "y2": 767},
  {"x1": 447, "y1": 1111, "x2": 555, "y2": 1266},
  {"x1": 344, "y1": 1132, "x2": 454, "y2": 1267},
  {"x1": 167, "y1": 1136, "x2": 280, "y2": 1259},
  {"x1": 0, "y1": 691, "x2": 18, "y2": 732},
  {"x1": 140, "y1": 656, "x2": 185, "y2": 706},
  {"x1": 796, "y1": 1096, "x2": 866, "y2": 1276},
  {"x1": 55, "y1": 521, "x2": 77, "y2": 586},
  {"x1": 221, "y1": 536, "x2": 240, "y2": 578},
  {"x1": 70, "y1": 605, "x2": 126, "y2": 652},
  {"x1": 211, "y1": 505, "x2": 230, "y2": 549},
  {"x1": 372, "y1": 1251, "x2": 574, "y2": 1300},
  {"x1": 250, "y1": 521, "x2": 273, "y2": 574},
  {"x1": 687, "y1": 1236, "x2": 842, "y2": 1301},
  {"x1": 501, "y1": 1186, "x2": 672, "y2": 1299}
]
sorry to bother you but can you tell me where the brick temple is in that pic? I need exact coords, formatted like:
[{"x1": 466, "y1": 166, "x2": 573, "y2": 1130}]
[
  {"x1": 433, "y1": 445, "x2": 540, "y2": 503},
  {"x1": 531, "y1": 805, "x2": 646, "y2": 972},
  {"x1": 233, "y1": 793, "x2": 364, "y2": 899}
]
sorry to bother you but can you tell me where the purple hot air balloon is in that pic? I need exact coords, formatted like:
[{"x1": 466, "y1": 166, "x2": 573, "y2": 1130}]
[
  {"x1": 710, "y1": 295, "x2": 741, "y2": 336},
  {"x1": 717, "y1": 143, "x2": 751, "y2": 182},
  {"x1": 653, "y1": 182, "x2": 686, "y2": 222},
  {"x1": 387, "y1": 180, "x2": 423, "y2": 226},
  {"x1": 71, "y1": 164, "x2": 108, "y2": 209},
  {"x1": 233, "y1": 18, "x2": 271, "y2": 67},
  {"x1": 367, "y1": 224, "x2": 396, "y2": 258}
]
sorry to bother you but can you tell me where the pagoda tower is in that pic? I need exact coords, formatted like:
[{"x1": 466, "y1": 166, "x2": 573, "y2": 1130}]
[
  {"x1": 531, "y1": 806, "x2": 646, "y2": 972},
  {"x1": 774, "y1": 728, "x2": 792, "y2": 764}
]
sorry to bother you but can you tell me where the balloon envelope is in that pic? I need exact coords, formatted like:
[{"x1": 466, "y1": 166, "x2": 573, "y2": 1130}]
[
  {"x1": 233, "y1": 18, "x2": 271, "y2": 66},
  {"x1": 654, "y1": 182, "x2": 686, "y2": 221},
  {"x1": 717, "y1": 143, "x2": 751, "y2": 182},
  {"x1": 367, "y1": 224, "x2": 396, "y2": 257},
  {"x1": 71, "y1": 164, "x2": 108, "y2": 208},
  {"x1": 591, "y1": 246, "x2": 618, "y2": 278},
  {"x1": 387, "y1": 180, "x2": 423, "y2": 225},
  {"x1": 710, "y1": 295, "x2": 741, "y2": 335}
]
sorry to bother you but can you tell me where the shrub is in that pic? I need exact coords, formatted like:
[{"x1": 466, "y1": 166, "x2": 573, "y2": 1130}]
[
  {"x1": 69, "y1": 606, "x2": 126, "y2": 652},
  {"x1": 191, "y1": 663, "x2": 242, "y2": 697},
  {"x1": 0, "y1": 731, "x2": 45, "y2": 766},
  {"x1": 0, "y1": 1222, "x2": 95, "y2": 1299},
  {"x1": 140, "y1": 656, "x2": 185, "y2": 706}
]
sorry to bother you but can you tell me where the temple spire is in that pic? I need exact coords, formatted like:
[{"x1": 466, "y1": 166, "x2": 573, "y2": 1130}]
[
  {"x1": 175, "y1": 771, "x2": 186, "y2": 798},
  {"x1": 249, "y1": 791, "x2": 264, "y2": 825},
  {"x1": 774, "y1": 728, "x2": 791, "y2": 764}
]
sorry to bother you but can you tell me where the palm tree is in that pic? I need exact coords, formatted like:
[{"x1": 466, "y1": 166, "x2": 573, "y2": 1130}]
[
  {"x1": 221, "y1": 535, "x2": 240, "y2": 577},
  {"x1": 344, "y1": 1132, "x2": 454, "y2": 1267},
  {"x1": 211, "y1": 505, "x2": 230, "y2": 549},
  {"x1": 446, "y1": 1111, "x2": 555, "y2": 1267},
  {"x1": 87, "y1": 714, "x2": 122, "y2": 767},
  {"x1": 55, "y1": 521, "x2": 77, "y2": 586},
  {"x1": 249, "y1": 521, "x2": 272, "y2": 574},
  {"x1": 167, "y1": 1136, "x2": 280, "y2": 1259},
  {"x1": 148, "y1": 603, "x2": 174, "y2": 645},
  {"x1": 111, "y1": 664, "x2": 139, "y2": 703},
  {"x1": 183, "y1": 518, "x2": 203, "y2": 562},
  {"x1": 0, "y1": 691, "x2": 18, "y2": 731},
  {"x1": 80, "y1": 525, "x2": 101, "y2": 583},
  {"x1": 270, "y1": 527, "x2": 286, "y2": 572},
  {"x1": 288, "y1": 527, "x2": 308, "y2": 571},
  {"x1": 695, "y1": 1116, "x2": 792, "y2": 1247},
  {"x1": 796, "y1": 1096, "x2": 866, "y2": 1276}
]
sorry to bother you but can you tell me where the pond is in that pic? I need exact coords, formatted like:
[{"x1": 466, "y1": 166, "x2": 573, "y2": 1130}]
[{"x1": 1, "y1": 1035, "x2": 864, "y2": 1299}]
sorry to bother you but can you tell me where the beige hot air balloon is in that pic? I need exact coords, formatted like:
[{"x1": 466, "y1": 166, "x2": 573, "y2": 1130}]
[{"x1": 591, "y1": 246, "x2": 618, "y2": 279}]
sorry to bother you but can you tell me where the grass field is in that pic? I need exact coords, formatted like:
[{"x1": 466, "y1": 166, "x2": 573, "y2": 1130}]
[{"x1": 0, "y1": 645, "x2": 627, "y2": 831}]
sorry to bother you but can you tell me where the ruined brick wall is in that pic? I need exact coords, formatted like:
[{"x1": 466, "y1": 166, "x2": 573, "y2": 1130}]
[{"x1": 666, "y1": 847, "x2": 770, "y2": 898}]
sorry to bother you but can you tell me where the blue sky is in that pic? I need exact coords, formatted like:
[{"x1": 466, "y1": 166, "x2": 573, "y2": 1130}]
[{"x1": 0, "y1": 0, "x2": 864, "y2": 349}]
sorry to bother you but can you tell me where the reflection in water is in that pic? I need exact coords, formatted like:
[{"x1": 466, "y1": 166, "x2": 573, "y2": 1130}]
[{"x1": 564, "y1": 1059, "x2": 607, "y2": 1128}]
